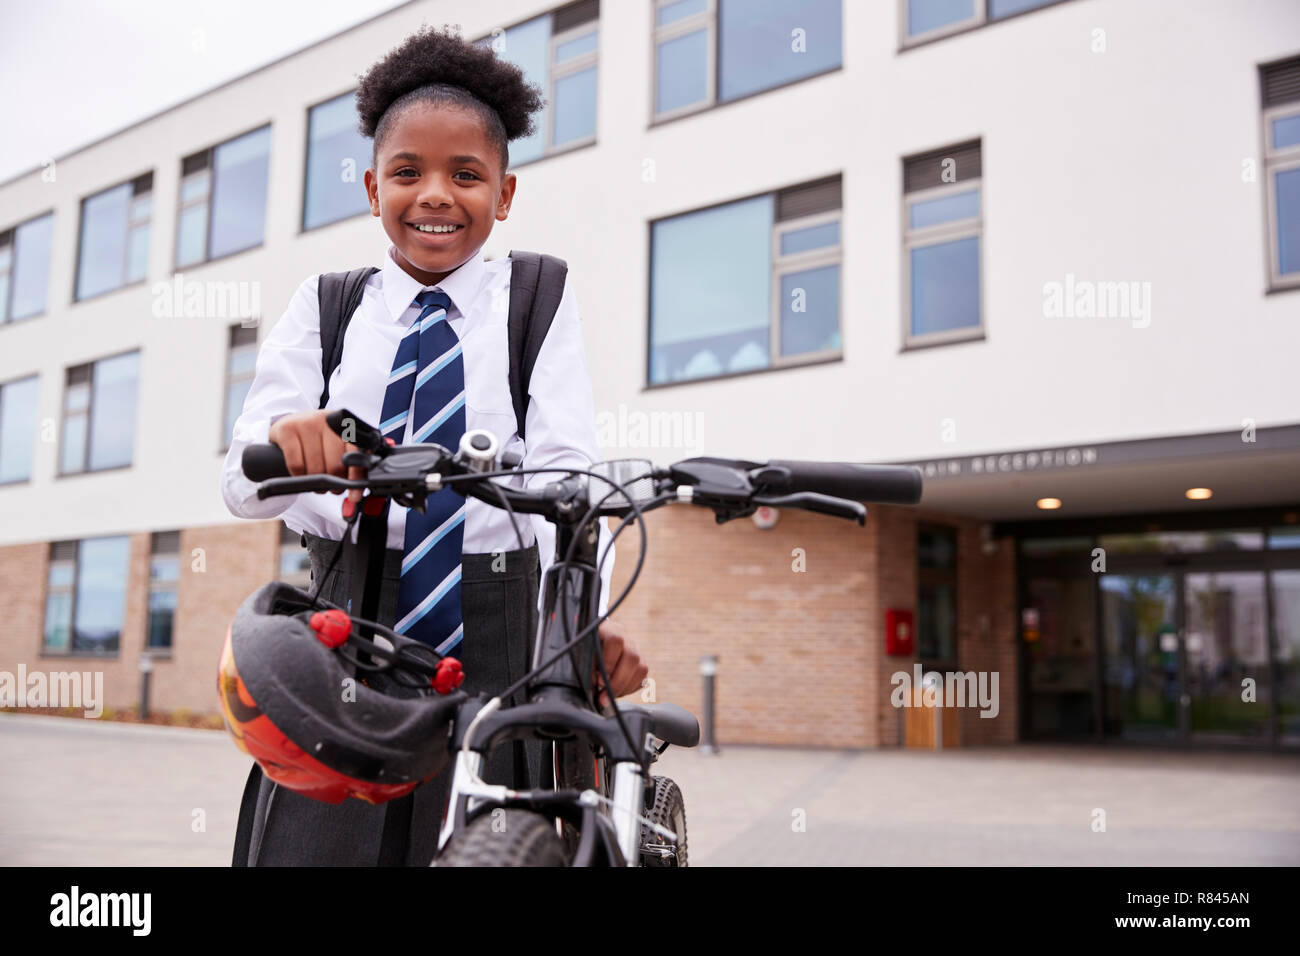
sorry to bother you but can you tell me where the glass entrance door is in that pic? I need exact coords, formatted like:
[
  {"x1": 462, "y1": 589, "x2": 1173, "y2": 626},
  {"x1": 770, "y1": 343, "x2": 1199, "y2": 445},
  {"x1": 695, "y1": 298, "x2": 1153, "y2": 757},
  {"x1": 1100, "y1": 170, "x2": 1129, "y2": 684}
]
[
  {"x1": 1024, "y1": 576, "x2": 1096, "y2": 738},
  {"x1": 1183, "y1": 571, "x2": 1271, "y2": 742},
  {"x1": 1100, "y1": 574, "x2": 1179, "y2": 741},
  {"x1": 1100, "y1": 570, "x2": 1273, "y2": 743},
  {"x1": 1273, "y1": 570, "x2": 1300, "y2": 747}
]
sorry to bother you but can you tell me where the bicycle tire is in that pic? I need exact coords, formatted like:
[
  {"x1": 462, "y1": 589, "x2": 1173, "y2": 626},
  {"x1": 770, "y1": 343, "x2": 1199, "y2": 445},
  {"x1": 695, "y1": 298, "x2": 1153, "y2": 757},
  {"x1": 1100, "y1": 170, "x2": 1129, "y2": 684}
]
[
  {"x1": 640, "y1": 776, "x2": 687, "y2": 867},
  {"x1": 436, "y1": 808, "x2": 567, "y2": 867}
]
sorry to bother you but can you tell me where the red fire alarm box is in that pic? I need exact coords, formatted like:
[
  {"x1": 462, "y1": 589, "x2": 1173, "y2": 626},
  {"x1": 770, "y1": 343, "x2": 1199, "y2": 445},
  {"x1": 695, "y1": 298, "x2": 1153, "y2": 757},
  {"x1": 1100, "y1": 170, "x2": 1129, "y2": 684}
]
[{"x1": 885, "y1": 609, "x2": 914, "y2": 656}]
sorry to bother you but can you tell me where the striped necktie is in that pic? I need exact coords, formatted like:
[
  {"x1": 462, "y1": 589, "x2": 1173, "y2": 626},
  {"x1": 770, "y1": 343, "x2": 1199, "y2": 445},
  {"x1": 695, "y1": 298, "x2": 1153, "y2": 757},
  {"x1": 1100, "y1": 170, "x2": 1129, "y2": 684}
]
[{"x1": 380, "y1": 289, "x2": 467, "y2": 654}]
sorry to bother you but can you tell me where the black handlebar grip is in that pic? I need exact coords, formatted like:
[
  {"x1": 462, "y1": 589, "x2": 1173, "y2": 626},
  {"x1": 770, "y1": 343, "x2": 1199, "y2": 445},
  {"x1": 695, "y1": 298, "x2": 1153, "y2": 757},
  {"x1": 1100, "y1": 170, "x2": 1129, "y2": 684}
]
[
  {"x1": 242, "y1": 443, "x2": 290, "y2": 482},
  {"x1": 764, "y1": 461, "x2": 923, "y2": 505}
]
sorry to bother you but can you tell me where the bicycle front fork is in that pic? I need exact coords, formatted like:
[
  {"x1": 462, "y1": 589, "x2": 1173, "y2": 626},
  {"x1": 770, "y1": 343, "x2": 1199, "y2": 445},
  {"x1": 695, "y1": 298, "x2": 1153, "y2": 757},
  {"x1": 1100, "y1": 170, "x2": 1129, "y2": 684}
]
[{"x1": 434, "y1": 748, "x2": 647, "y2": 866}]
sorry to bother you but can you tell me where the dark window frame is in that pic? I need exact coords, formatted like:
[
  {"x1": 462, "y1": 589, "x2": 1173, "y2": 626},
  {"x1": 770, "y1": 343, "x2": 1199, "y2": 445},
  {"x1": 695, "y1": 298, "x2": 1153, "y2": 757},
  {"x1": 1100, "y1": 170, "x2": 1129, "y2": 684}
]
[
  {"x1": 57, "y1": 348, "x2": 141, "y2": 477},
  {"x1": 300, "y1": 88, "x2": 371, "y2": 234},
  {"x1": 645, "y1": 173, "x2": 843, "y2": 389},
  {"x1": 917, "y1": 521, "x2": 960, "y2": 669},
  {"x1": 901, "y1": 138, "x2": 985, "y2": 350},
  {"x1": 174, "y1": 123, "x2": 272, "y2": 270},
  {"x1": 1261, "y1": 54, "x2": 1300, "y2": 293},
  {"x1": 0, "y1": 372, "x2": 40, "y2": 486},
  {"x1": 0, "y1": 209, "x2": 55, "y2": 324},
  {"x1": 649, "y1": 0, "x2": 844, "y2": 127},
  {"x1": 71, "y1": 171, "x2": 153, "y2": 305},
  {"x1": 898, "y1": 0, "x2": 1080, "y2": 52},
  {"x1": 146, "y1": 531, "x2": 180, "y2": 655},
  {"x1": 41, "y1": 536, "x2": 130, "y2": 659},
  {"x1": 472, "y1": 0, "x2": 601, "y2": 167},
  {"x1": 222, "y1": 324, "x2": 259, "y2": 452}
]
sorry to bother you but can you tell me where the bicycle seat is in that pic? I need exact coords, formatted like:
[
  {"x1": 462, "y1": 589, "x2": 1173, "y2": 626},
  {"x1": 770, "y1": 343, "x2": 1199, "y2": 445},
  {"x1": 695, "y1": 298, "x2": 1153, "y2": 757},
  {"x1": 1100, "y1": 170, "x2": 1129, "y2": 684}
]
[{"x1": 615, "y1": 701, "x2": 700, "y2": 748}]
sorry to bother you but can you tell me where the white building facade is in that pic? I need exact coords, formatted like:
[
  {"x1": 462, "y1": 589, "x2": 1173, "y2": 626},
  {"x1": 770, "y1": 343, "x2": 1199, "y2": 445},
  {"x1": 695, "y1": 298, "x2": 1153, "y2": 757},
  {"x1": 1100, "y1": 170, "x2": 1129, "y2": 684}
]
[{"x1": 1, "y1": 0, "x2": 1297, "y2": 748}]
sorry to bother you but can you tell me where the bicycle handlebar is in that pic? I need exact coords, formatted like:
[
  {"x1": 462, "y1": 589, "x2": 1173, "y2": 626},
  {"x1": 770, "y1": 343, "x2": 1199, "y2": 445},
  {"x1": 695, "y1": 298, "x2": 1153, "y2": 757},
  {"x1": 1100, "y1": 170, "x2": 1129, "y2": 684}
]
[
  {"x1": 759, "y1": 460, "x2": 923, "y2": 505},
  {"x1": 240, "y1": 410, "x2": 923, "y2": 526},
  {"x1": 243, "y1": 442, "x2": 299, "y2": 483}
]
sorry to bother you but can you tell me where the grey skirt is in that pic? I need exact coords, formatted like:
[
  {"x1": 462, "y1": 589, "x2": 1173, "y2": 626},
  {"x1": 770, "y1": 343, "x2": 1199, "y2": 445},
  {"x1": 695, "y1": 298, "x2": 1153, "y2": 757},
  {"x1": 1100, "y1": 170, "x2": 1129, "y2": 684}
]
[{"x1": 237, "y1": 532, "x2": 545, "y2": 866}]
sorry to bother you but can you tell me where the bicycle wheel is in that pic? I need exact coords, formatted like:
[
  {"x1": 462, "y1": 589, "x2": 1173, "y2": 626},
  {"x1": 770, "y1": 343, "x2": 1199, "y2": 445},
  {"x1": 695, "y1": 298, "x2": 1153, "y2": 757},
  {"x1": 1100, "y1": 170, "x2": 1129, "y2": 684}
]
[
  {"x1": 640, "y1": 776, "x2": 687, "y2": 867},
  {"x1": 436, "y1": 808, "x2": 567, "y2": 866}
]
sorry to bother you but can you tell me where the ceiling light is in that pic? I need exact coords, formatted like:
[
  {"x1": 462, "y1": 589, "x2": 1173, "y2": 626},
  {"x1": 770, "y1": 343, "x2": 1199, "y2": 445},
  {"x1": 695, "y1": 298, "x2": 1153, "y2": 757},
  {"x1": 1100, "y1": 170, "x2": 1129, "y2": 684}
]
[
  {"x1": 1185, "y1": 487, "x2": 1212, "y2": 500},
  {"x1": 1036, "y1": 497, "x2": 1061, "y2": 510}
]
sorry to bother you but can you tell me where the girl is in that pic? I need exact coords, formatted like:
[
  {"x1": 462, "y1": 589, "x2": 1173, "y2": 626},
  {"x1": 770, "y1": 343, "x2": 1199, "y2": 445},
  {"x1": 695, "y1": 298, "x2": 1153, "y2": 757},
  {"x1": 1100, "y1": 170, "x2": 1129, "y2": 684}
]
[{"x1": 221, "y1": 23, "x2": 647, "y2": 866}]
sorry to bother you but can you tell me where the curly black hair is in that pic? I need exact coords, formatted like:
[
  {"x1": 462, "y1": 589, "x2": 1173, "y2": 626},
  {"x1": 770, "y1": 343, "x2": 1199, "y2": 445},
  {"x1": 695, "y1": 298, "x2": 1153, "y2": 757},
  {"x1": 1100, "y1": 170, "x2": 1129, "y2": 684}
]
[{"x1": 355, "y1": 23, "x2": 545, "y2": 176}]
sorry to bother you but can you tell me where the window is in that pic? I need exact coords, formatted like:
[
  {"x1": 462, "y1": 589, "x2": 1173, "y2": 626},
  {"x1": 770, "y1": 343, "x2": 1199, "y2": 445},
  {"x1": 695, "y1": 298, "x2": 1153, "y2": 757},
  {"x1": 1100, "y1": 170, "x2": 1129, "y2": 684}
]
[
  {"x1": 1270, "y1": 525, "x2": 1300, "y2": 549},
  {"x1": 1262, "y1": 55, "x2": 1300, "y2": 291},
  {"x1": 147, "y1": 531, "x2": 179, "y2": 652},
  {"x1": 1, "y1": 212, "x2": 54, "y2": 322},
  {"x1": 477, "y1": 0, "x2": 600, "y2": 165},
  {"x1": 280, "y1": 525, "x2": 312, "y2": 590},
  {"x1": 901, "y1": 0, "x2": 1067, "y2": 46},
  {"x1": 176, "y1": 126, "x2": 271, "y2": 267},
  {"x1": 917, "y1": 524, "x2": 957, "y2": 664},
  {"x1": 60, "y1": 352, "x2": 140, "y2": 475},
  {"x1": 74, "y1": 173, "x2": 151, "y2": 301},
  {"x1": 1098, "y1": 530, "x2": 1264, "y2": 554},
  {"x1": 0, "y1": 375, "x2": 39, "y2": 484},
  {"x1": 303, "y1": 92, "x2": 372, "y2": 230},
  {"x1": 649, "y1": 174, "x2": 842, "y2": 385},
  {"x1": 223, "y1": 325, "x2": 258, "y2": 448},
  {"x1": 43, "y1": 536, "x2": 131, "y2": 656},
  {"x1": 902, "y1": 140, "x2": 982, "y2": 346},
  {"x1": 652, "y1": 0, "x2": 842, "y2": 121}
]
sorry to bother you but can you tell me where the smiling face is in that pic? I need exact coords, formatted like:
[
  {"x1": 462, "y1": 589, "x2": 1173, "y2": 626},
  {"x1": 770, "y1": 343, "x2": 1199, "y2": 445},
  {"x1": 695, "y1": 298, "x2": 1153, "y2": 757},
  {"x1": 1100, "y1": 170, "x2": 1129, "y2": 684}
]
[{"x1": 364, "y1": 103, "x2": 516, "y2": 286}]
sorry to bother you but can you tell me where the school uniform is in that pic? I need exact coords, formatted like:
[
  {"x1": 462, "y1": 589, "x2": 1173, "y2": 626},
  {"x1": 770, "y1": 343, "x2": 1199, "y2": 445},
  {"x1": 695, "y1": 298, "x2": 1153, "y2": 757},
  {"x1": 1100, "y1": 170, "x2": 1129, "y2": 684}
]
[{"x1": 220, "y1": 243, "x2": 615, "y2": 865}]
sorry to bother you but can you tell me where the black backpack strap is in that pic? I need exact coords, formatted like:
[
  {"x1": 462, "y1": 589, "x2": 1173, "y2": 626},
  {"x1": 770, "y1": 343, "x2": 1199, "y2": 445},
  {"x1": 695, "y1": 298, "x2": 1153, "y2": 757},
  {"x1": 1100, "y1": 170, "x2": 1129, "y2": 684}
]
[
  {"x1": 316, "y1": 264, "x2": 403, "y2": 862},
  {"x1": 231, "y1": 762, "x2": 263, "y2": 866},
  {"x1": 378, "y1": 793, "x2": 415, "y2": 866},
  {"x1": 349, "y1": 497, "x2": 390, "y2": 650},
  {"x1": 318, "y1": 267, "x2": 379, "y2": 409},
  {"x1": 507, "y1": 250, "x2": 569, "y2": 443}
]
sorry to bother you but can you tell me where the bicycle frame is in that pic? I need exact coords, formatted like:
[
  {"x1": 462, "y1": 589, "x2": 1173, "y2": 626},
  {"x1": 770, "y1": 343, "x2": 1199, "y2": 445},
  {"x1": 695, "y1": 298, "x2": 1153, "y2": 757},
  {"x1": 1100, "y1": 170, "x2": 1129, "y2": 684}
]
[
  {"x1": 435, "y1": 482, "x2": 664, "y2": 866},
  {"x1": 244, "y1": 416, "x2": 916, "y2": 865}
]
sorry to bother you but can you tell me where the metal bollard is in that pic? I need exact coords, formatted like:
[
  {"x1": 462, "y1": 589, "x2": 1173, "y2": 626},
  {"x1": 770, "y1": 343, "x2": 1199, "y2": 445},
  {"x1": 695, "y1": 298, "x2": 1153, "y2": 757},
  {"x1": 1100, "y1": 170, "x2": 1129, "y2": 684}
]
[
  {"x1": 923, "y1": 672, "x2": 942, "y2": 751},
  {"x1": 138, "y1": 653, "x2": 153, "y2": 719},
  {"x1": 699, "y1": 654, "x2": 719, "y2": 756}
]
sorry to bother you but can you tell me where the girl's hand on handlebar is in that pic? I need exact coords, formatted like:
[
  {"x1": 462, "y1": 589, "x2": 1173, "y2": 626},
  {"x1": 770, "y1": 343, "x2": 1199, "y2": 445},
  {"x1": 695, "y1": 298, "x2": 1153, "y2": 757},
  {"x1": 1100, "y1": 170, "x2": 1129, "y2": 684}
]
[
  {"x1": 268, "y1": 410, "x2": 365, "y2": 505},
  {"x1": 593, "y1": 620, "x2": 649, "y2": 710}
]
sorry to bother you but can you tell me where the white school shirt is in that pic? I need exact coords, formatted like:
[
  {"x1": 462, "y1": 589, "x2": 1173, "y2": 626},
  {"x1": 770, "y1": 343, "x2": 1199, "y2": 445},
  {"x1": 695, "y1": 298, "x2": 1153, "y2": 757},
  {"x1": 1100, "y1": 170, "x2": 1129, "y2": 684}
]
[{"x1": 220, "y1": 243, "x2": 615, "y2": 617}]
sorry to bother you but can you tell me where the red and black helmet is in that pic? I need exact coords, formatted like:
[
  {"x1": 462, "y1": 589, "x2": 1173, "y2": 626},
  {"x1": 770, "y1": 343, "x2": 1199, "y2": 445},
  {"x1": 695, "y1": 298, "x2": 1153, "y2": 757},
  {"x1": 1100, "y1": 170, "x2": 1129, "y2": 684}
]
[{"x1": 218, "y1": 581, "x2": 466, "y2": 805}]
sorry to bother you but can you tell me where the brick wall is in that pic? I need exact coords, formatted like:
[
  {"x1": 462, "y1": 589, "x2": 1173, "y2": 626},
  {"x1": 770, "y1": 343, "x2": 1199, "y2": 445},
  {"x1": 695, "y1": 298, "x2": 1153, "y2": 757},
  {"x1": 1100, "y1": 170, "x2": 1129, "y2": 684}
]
[
  {"x1": 0, "y1": 521, "x2": 279, "y2": 715},
  {"x1": 153, "y1": 522, "x2": 280, "y2": 713},
  {"x1": 609, "y1": 505, "x2": 876, "y2": 748},
  {"x1": 2, "y1": 502, "x2": 1020, "y2": 745},
  {"x1": 0, "y1": 540, "x2": 49, "y2": 675},
  {"x1": 608, "y1": 501, "x2": 1020, "y2": 749},
  {"x1": 871, "y1": 506, "x2": 1019, "y2": 748}
]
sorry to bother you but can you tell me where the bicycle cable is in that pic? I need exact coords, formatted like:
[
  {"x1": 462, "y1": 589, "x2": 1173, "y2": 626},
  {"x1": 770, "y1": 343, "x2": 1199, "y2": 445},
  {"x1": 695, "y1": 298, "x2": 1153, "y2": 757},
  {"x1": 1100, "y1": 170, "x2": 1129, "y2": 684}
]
[
  {"x1": 454, "y1": 468, "x2": 664, "y2": 785},
  {"x1": 283, "y1": 457, "x2": 671, "y2": 778}
]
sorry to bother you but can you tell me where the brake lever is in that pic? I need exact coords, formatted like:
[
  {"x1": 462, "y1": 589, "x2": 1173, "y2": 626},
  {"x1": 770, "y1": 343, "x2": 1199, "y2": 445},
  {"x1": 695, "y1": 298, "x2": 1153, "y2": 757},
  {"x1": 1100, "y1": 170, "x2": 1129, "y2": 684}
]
[
  {"x1": 752, "y1": 492, "x2": 867, "y2": 525},
  {"x1": 325, "y1": 408, "x2": 387, "y2": 454},
  {"x1": 256, "y1": 474, "x2": 362, "y2": 499}
]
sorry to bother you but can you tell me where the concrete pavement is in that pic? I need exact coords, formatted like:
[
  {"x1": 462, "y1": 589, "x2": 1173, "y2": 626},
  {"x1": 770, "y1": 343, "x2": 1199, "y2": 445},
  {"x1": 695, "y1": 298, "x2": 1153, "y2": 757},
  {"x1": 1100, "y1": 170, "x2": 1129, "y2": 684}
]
[{"x1": 2, "y1": 713, "x2": 1297, "y2": 865}]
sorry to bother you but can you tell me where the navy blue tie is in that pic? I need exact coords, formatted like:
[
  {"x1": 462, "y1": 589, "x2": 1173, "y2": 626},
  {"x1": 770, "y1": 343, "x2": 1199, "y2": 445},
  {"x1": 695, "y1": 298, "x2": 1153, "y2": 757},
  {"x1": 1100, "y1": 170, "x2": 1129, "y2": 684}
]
[{"x1": 380, "y1": 289, "x2": 466, "y2": 653}]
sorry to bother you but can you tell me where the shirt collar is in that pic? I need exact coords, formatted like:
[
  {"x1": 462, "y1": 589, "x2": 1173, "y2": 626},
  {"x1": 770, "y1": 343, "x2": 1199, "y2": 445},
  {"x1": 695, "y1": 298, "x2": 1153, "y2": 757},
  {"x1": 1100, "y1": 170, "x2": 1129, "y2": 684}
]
[{"x1": 380, "y1": 243, "x2": 489, "y2": 325}]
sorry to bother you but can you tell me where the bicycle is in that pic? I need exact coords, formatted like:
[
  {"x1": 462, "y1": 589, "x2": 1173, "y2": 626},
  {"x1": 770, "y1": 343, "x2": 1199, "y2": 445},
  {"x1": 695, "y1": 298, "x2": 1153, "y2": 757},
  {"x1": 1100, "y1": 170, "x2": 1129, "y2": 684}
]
[{"x1": 240, "y1": 409, "x2": 922, "y2": 866}]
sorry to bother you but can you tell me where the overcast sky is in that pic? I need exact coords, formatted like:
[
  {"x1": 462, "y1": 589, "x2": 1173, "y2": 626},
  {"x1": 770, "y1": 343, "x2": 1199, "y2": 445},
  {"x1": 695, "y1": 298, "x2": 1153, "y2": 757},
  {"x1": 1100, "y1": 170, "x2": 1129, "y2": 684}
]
[{"x1": 0, "y1": 0, "x2": 412, "y2": 183}]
